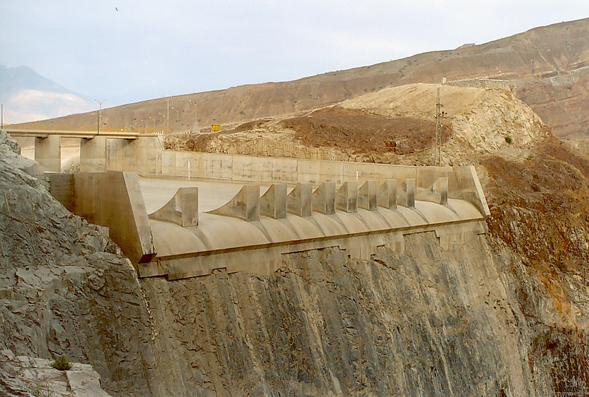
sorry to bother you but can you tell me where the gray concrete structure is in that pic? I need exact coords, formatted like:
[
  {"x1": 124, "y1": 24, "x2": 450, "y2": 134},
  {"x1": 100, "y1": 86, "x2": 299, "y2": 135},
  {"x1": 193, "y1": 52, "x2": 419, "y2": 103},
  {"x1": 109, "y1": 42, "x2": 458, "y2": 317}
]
[
  {"x1": 398, "y1": 178, "x2": 416, "y2": 208},
  {"x1": 378, "y1": 179, "x2": 397, "y2": 209},
  {"x1": 80, "y1": 137, "x2": 107, "y2": 172},
  {"x1": 208, "y1": 184, "x2": 260, "y2": 221},
  {"x1": 336, "y1": 182, "x2": 358, "y2": 213},
  {"x1": 260, "y1": 183, "x2": 287, "y2": 219},
  {"x1": 312, "y1": 182, "x2": 336, "y2": 215},
  {"x1": 359, "y1": 180, "x2": 377, "y2": 211},
  {"x1": 34, "y1": 136, "x2": 61, "y2": 172},
  {"x1": 288, "y1": 183, "x2": 312, "y2": 217},
  {"x1": 148, "y1": 187, "x2": 198, "y2": 227},
  {"x1": 51, "y1": 171, "x2": 156, "y2": 264},
  {"x1": 38, "y1": 130, "x2": 494, "y2": 281}
]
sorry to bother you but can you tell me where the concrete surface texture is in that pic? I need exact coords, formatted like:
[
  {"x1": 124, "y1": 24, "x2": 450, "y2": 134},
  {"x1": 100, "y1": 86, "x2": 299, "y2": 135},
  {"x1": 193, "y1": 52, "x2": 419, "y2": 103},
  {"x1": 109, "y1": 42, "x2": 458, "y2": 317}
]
[
  {"x1": 46, "y1": 148, "x2": 490, "y2": 279},
  {"x1": 133, "y1": 173, "x2": 488, "y2": 280},
  {"x1": 57, "y1": 171, "x2": 156, "y2": 264},
  {"x1": 148, "y1": 187, "x2": 198, "y2": 227},
  {"x1": 34, "y1": 135, "x2": 61, "y2": 172}
]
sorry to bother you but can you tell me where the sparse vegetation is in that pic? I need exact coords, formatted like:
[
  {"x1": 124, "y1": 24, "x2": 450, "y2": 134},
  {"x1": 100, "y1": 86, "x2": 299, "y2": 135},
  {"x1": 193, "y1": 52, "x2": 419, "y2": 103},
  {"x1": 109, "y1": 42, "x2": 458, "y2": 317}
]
[
  {"x1": 505, "y1": 136, "x2": 513, "y2": 144},
  {"x1": 51, "y1": 356, "x2": 71, "y2": 371}
]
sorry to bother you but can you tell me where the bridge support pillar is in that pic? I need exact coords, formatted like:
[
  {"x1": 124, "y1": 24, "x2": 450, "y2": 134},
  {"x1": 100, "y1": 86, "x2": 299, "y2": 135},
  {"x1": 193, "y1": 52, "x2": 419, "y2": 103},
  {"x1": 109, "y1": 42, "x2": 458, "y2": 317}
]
[
  {"x1": 34, "y1": 136, "x2": 61, "y2": 172},
  {"x1": 80, "y1": 136, "x2": 107, "y2": 172}
]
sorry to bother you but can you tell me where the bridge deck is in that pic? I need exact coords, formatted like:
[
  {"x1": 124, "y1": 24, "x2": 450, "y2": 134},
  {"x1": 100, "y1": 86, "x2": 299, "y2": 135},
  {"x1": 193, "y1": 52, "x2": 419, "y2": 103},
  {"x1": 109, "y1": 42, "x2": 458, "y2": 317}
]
[{"x1": 6, "y1": 128, "x2": 157, "y2": 139}]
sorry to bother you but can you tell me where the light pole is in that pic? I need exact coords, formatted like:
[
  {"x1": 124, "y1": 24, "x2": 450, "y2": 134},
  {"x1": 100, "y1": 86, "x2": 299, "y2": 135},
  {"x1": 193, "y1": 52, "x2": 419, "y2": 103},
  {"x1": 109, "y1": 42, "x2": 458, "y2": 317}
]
[{"x1": 95, "y1": 99, "x2": 103, "y2": 135}]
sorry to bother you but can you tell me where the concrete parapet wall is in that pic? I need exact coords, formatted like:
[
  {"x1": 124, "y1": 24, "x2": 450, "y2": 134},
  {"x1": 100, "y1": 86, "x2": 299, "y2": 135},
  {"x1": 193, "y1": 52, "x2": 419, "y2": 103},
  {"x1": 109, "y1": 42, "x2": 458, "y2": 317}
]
[
  {"x1": 96, "y1": 141, "x2": 490, "y2": 217},
  {"x1": 102, "y1": 146, "x2": 489, "y2": 217}
]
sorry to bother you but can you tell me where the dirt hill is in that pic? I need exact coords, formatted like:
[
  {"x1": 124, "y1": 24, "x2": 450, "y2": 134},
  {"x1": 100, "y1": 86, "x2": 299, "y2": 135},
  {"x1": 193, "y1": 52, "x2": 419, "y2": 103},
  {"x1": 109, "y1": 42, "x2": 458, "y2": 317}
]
[
  {"x1": 165, "y1": 83, "x2": 549, "y2": 165},
  {"x1": 12, "y1": 18, "x2": 589, "y2": 139}
]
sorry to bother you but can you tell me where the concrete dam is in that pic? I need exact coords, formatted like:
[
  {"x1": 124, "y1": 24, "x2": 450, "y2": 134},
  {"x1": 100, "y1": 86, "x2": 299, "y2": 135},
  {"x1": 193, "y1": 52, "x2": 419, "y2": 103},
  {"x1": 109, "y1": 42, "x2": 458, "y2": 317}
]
[{"x1": 11, "y1": 131, "x2": 491, "y2": 280}]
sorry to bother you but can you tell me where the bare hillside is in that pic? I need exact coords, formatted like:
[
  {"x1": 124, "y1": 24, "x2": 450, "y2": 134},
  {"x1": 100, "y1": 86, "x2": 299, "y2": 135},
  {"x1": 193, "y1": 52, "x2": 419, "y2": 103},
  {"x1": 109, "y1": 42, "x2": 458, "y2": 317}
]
[
  {"x1": 12, "y1": 18, "x2": 589, "y2": 139},
  {"x1": 166, "y1": 83, "x2": 549, "y2": 165}
]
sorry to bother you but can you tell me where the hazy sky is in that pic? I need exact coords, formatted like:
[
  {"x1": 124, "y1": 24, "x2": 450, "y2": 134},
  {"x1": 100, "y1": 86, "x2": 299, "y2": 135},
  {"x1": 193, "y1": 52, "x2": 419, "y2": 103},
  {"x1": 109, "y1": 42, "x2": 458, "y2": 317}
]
[{"x1": 1, "y1": 1, "x2": 588, "y2": 107}]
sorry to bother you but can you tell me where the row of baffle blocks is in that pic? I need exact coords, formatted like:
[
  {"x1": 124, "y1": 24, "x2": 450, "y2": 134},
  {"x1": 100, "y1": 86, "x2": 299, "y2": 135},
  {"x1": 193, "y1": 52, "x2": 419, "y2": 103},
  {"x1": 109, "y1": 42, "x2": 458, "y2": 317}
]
[{"x1": 150, "y1": 178, "x2": 449, "y2": 227}]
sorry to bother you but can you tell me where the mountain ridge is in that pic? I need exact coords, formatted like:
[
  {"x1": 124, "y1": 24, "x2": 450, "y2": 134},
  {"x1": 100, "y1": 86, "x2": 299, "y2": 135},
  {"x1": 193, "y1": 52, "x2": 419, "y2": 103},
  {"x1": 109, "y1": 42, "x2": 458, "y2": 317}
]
[{"x1": 11, "y1": 17, "x2": 589, "y2": 138}]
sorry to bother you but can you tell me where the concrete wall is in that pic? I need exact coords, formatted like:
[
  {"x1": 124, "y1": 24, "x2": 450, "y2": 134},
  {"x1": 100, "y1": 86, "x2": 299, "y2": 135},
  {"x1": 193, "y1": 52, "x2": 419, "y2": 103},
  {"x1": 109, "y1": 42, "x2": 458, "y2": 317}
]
[
  {"x1": 49, "y1": 171, "x2": 156, "y2": 264},
  {"x1": 101, "y1": 141, "x2": 489, "y2": 217}
]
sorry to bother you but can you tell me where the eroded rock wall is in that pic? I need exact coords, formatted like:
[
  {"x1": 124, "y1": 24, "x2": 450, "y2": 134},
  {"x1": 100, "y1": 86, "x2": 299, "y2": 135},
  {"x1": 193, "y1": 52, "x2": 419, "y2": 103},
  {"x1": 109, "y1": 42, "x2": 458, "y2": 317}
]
[
  {"x1": 139, "y1": 230, "x2": 587, "y2": 396},
  {"x1": 0, "y1": 130, "x2": 157, "y2": 396}
]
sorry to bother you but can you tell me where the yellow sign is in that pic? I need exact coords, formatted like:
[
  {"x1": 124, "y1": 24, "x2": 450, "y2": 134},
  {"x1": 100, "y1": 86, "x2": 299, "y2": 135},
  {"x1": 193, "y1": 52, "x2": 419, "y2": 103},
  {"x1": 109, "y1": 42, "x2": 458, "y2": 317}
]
[{"x1": 211, "y1": 124, "x2": 221, "y2": 132}]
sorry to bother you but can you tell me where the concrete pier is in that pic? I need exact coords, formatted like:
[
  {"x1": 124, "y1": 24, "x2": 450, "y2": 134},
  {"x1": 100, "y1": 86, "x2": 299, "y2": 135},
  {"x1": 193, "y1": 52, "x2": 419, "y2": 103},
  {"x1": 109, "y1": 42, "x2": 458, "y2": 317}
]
[
  {"x1": 337, "y1": 181, "x2": 358, "y2": 212},
  {"x1": 358, "y1": 181, "x2": 377, "y2": 211},
  {"x1": 260, "y1": 183, "x2": 287, "y2": 219},
  {"x1": 312, "y1": 182, "x2": 336, "y2": 215},
  {"x1": 288, "y1": 183, "x2": 313, "y2": 217},
  {"x1": 80, "y1": 137, "x2": 107, "y2": 172},
  {"x1": 209, "y1": 184, "x2": 260, "y2": 221},
  {"x1": 378, "y1": 179, "x2": 397, "y2": 209},
  {"x1": 149, "y1": 187, "x2": 198, "y2": 227},
  {"x1": 34, "y1": 136, "x2": 61, "y2": 172}
]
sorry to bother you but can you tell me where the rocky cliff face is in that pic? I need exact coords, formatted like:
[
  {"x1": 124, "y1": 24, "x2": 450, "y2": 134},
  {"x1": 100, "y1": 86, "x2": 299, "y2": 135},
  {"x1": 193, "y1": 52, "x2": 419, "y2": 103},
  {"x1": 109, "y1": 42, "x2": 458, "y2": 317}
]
[
  {"x1": 0, "y1": 130, "x2": 155, "y2": 395},
  {"x1": 2, "y1": 127, "x2": 589, "y2": 396}
]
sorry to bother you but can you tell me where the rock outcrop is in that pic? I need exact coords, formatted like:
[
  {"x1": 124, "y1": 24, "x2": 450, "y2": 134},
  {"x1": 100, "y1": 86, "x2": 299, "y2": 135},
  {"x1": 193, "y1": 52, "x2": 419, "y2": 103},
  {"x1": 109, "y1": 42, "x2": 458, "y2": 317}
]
[
  {"x1": 0, "y1": 129, "x2": 156, "y2": 395},
  {"x1": 0, "y1": 349, "x2": 111, "y2": 396}
]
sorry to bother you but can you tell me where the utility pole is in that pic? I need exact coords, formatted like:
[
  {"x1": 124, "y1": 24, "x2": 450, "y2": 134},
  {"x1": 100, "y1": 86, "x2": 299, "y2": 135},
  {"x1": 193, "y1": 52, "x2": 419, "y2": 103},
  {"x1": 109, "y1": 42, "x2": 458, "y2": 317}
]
[
  {"x1": 166, "y1": 98, "x2": 170, "y2": 134},
  {"x1": 434, "y1": 78, "x2": 446, "y2": 166},
  {"x1": 95, "y1": 99, "x2": 103, "y2": 135}
]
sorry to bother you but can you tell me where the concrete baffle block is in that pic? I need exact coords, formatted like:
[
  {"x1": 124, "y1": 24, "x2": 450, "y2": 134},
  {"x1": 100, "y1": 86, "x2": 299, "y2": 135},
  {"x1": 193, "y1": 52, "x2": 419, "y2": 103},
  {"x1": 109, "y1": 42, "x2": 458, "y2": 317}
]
[
  {"x1": 312, "y1": 182, "x2": 336, "y2": 214},
  {"x1": 260, "y1": 183, "x2": 287, "y2": 219},
  {"x1": 287, "y1": 183, "x2": 312, "y2": 217},
  {"x1": 149, "y1": 187, "x2": 198, "y2": 227},
  {"x1": 336, "y1": 181, "x2": 358, "y2": 213},
  {"x1": 397, "y1": 178, "x2": 416, "y2": 208},
  {"x1": 358, "y1": 180, "x2": 377, "y2": 211},
  {"x1": 80, "y1": 136, "x2": 107, "y2": 172},
  {"x1": 435, "y1": 176, "x2": 448, "y2": 205},
  {"x1": 378, "y1": 179, "x2": 397, "y2": 209},
  {"x1": 209, "y1": 184, "x2": 260, "y2": 221},
  {"x1": 34, "y1": 136, "x2": 61, "y2": 172}
]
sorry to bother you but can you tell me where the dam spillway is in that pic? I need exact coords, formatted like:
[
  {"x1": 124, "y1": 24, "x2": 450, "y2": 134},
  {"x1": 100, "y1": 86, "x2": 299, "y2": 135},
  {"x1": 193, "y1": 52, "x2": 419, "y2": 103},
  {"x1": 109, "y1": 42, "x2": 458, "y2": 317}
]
[
  {"x1": 14, "y1": 131, "x2": 490, "y2": 280},
  {"x1": 44, "y1": 147, "x2": 490, "y2": 281}
]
